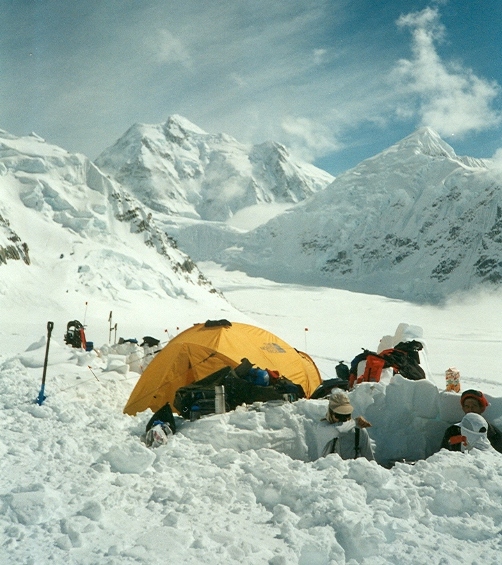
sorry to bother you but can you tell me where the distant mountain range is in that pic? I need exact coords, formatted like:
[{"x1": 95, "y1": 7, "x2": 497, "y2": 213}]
[
  {"x1": 95, "y1": 115, "x2": 333, "y2": 222},
  {"x1": 165, "y1": 126, "x2": 502, "y2": 303},
  {"x1": 2, "y1": 118, "x2": 502, "y2": 303}
]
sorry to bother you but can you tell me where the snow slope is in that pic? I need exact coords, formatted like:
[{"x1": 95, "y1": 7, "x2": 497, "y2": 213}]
[
  {"x1": 2, "y1": 262, "x2": 502, "y2": 564},
  {"x1": 0, "y1": 128, "x2": 230, "y2": 351}
]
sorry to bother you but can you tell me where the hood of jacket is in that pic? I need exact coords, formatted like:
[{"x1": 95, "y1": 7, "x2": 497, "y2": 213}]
[{"x1": 460, "y1": 413, "x2": 493, "y2": 452}]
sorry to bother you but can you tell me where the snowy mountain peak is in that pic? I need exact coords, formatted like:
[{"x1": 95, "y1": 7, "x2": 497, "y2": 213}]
[
  {"x1": 171, "y1": 128, "x2": 502, "y2": 303},
  {"x1": 163, "y1": 114, "x2": 208, "y2": 137},
  {"x1": 95, "y1": 115, "x2": 334, "y2": 221},
  {"x1": 392, "y1": 126, "x2": 456, "y2": 159}
]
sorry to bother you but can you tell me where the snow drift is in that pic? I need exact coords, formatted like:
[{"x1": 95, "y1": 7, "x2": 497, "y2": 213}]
[{"x1": 2, "y1": 333, "x2": 502, "y2": 565}]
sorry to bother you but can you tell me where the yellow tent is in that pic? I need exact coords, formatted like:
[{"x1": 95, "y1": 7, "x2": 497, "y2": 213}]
[{"x1": 123, "y1": 320, "x2": 322, "y2": 415}]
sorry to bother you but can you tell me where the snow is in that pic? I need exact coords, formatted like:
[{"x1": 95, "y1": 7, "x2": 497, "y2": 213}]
[
  {"x1": 2, "y1": 261, "x2": 502, "y2": 564},
  {"x1": 3, "y1": 124, "x2": 502, "y2": 564}
]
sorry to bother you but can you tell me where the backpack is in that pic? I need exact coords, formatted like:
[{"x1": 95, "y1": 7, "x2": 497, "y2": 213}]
[
  {"x1": 140, "y1": 336, "x2": 160, "y2": 348},
  {"x1": 348, "y1": 342, "x2": 425, "y2": 389},
  {"x1": 64, "y1": 320, "x2": 86, "y2": 349},
  {"x1": 173, "y1": 365, "x2": 232, "y2": 419},
  {"x1": 224, "y1": 371, "x2": 304, "y2": 407},
  {"x1": 145, "y1": 401, "x2": 176, "y2": 435},
  {"x1": 310, "y1": 377, "x2": 349, "y2": 399},
  {"x1": 142, "y1": 401, "x2": 176, "y2": 448},
  {"x1": 335, "y1": 361, "x2": 350, "y2": 381},
  {"x1": 173, "y1": 359, "x2": 305, "y2": 419},
  {"x1": 379, "y1": 348, "x2": 425, "y2": 381},
  {"x1": 348, "y1": 349, "x2": 390, "y2": 388}
]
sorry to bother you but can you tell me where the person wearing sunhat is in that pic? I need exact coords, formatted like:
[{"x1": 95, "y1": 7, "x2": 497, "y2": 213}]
[
  {"x1": 441, "y1": 389, "x2": 502, "y2": 453},
  {"x1": 315, "y1": 390, "x2": 374, "y2": 460}
]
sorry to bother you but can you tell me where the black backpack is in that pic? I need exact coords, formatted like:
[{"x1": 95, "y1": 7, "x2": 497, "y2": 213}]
[
  {"x1": 64, "y1": 320, "x2": 85, "y2": 348},
  {"x1": 173, "y1": 359, "x2": 305, "y2": 419},
  {"x1": 145, "y1": 401, "x2": 176, "y2": 435},
  {"x1": 173, "y1": 365, "x2": 232, "y2": 419},
  {"x1": 310, "y1": 377, "x2": 349, "y2": 399},
  {"x1": 335, "y1": 361, "x2": 350, "y2": 381}
]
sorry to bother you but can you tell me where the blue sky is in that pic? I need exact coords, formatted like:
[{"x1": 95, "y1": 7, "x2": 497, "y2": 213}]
[{"x1": 1, "y1": 0, "x2": 501, "y2": 175}]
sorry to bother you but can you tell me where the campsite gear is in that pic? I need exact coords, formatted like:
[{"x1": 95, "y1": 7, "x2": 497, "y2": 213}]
[
  {"x1": 174, "y1": 365, "x2": 231, "y2": 419},
  {"x1": 123, "y1": 320, "x2": 321, "y2": 416},
  {"x1": 348, "y1": 341, "x2": 425, "y2": 389},
  {"x1": 144, "y1": 422, "x2": 172, "y2": 448},
  {"x1": 393, "y1": 340, "x2": 423, "y2": 363},
  {"x1": 64, "y1": 320, "x2": 86, "y2": 349},
  {"x1": 36, "y1": 321, "x2": 54, "y2": 406},
  {"x1": 215, "y1": 385, "x2": 226, "y2": 414},
  {"x1": 85, "y1": 341, "x2": 94, "y2": 352},
  {"x1": 140, "y1": 336, "x2": 160, "y2": 348},
  {"x1": 224, "y1": 369, "x2": 304, "y2": 408},
  {"x1": 335, "y1": 361, "x2": 350, "y2": 381},
  {"x1": 88, "y1": 365, "x2": 101, "y2": 383},
  {"x1": 173, "y1": 361, "x2": 305, "y2": 419},
  {"x1": 205, "y1": 319, "x2": 231, "y2": 327},
  {"x1": 244, "y1": 367, "x2": 269, "y2": 386},
  {"x1": 445, "y1": 367, "x2": 460, "y2": 392},
  {"x1": 119, "y1": 338, "x2": 138, "y2": 344},
  {"x1": 310, "y1": 377, "x2": 349, "y2": 399},
  {"x1": 190, "y1": 405, "x2": 201, "y2": 421},
  {"x1": 145, "y1": 401, "x2": 176, "y2": 435},
  {"x1": 108, "y1": 311, "x2": 113, "y2": 343}
]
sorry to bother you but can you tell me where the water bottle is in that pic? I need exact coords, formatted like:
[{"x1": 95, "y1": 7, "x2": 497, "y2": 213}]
[
  {"x1": 190, "y1": 405, "x2": 201, "y2": 421},
  {"x1": 215, "y1": 385, "x2": 226, "y2": 414}
]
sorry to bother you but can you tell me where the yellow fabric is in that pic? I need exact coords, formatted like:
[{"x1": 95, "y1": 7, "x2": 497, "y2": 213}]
[{"x1": 123, "y1": 321, "x2": 322, "y2": 415}]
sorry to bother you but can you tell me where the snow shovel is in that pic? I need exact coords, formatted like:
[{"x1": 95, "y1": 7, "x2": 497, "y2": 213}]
[{"x1": 36, "y1": 321, "x2": 54, "y2": 406}]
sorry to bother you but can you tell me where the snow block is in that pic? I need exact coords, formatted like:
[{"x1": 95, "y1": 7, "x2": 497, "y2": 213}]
[
  {"x1": 438, "y1": 391, "x2": 464, "y2": 423},
  {"x1": 99, "y1": 442, "x2": 156, "y2": 474}
]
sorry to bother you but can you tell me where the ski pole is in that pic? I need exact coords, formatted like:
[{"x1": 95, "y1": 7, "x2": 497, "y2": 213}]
[
  {"x1": 37, "y1": 321, "x2": 54, "y2": 405},
  {"x1": 108, "y1": 311, "x2": 113, "y2": 343}
]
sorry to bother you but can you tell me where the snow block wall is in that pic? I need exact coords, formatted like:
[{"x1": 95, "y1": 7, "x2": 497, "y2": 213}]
[
  {"x1": 350, "y1": 376, "x2": 502, "y2": 467},
  {"x1": 176, "y1": 376, "x2": 502, "y2": 469}
]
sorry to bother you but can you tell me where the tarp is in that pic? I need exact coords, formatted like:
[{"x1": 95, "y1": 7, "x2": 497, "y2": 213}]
[{"x1": 123, "y1": 321, "x2": 322, "y2": 415}]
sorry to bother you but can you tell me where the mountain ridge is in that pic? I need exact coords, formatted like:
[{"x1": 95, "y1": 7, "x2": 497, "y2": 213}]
[
  {"x1": 0, "y1": 128, "x2": 221, "y2": 309},
  {"x1": 168, "y1": 125, "x2": 501, "y2": 303},
  {"x1": 2, "y1": 119, "x2": 502, "y2": 304},
  {"x1": 94, "y1": 115, "x2": 334, "y2": 221}
]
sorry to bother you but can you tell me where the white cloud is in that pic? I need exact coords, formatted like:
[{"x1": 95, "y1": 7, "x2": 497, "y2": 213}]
[
  {"x1": 392, "y1": 6, "x2": 501, "y2": 136},
  {"x1": 281, "y1": 116, "x2": 342, "y2": 162},
  {"x1": 490, "y1": 147, "x2": 502, "y2": 170},
  {"x1": 148, "y1": 29, "x2": 192, "y2": 68}
]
